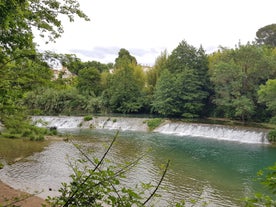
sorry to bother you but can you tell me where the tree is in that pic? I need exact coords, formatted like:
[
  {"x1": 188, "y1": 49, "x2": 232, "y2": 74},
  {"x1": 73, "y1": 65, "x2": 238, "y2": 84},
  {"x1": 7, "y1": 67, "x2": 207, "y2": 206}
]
[
  {"x1": 59, "y1": 54, "x2": 84, "y2": 75},
  {"x1": 256, "y1": 24, "x2": 276, "y2": 47},
  {"x1": 114, "y1": 48, "x2": 137, "y2": 68},
  {"x1": 103, "y1": 49, "x2": 145, "y2": 113},
  {"x1": 152, "y1": 69, "x2": 207, "y2": 117},
  {"x1": 152, "y1": 40, "x2": 210, "y2": 117},
  {"x1": 77, "y1": 67, "x2": 102, "y2": 97},
  {"x1": 151, "y1": 69, "x2": 177, "y2": 116},
  {"x1": 0, "y1": 0, "x2": 89, "y2": 56},
  {"x1": 0, "y1": 0, "x2": 89, "y2": 137},
  {"x1": 146, "y1": 50, "x2": 168, "y2": 94},
  {"x1": 209, "y1": 43, "x2": 276, "y2": 121},
  {"x1": 258, "y1": 79, "x2": 276, "y2": 122}
]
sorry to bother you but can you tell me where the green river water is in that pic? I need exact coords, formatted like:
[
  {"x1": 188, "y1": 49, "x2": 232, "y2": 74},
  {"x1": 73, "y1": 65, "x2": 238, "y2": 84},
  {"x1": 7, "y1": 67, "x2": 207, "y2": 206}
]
[{"x1": 0, "y1": 129, "x2": 275, "y2": 206}]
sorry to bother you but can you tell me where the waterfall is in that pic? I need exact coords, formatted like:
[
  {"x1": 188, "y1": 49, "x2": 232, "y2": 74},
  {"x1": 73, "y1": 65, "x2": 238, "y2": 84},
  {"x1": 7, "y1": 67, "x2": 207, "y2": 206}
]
[
  {"x1": 32, "y1": 116, "x2": 269, "y2": 144},
  {"x1": 154, "y1": 122, "x2": 269, "y2": 144},
  {"x1": 32, "y1": 116, "x2": 149, "y2": 132}
]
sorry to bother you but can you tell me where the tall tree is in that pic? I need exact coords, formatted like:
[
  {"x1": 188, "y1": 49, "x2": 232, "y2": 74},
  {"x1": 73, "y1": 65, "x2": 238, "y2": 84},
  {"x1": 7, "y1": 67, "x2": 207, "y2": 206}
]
[
  {"x1": 256, "y1": 24, "x2": 276, "y2": 47},
  {"x1": 114, "y1": 48, "x2": 137, "y2": 68},
  {"x1": 77, "y1": 67, "x2": 101, "y2": 97},
  {"x1": 146, "y1": 50, "x2": 168, "y2": 92},
  {"x1": 0, "y1": 0, "x2": 89, "y2": 56},
  {"x1": 152, "y1": 40, "x2": 210, "y2": 117},
  {"x1": 103, "y1": 49, "x2": 145, "y2": 113},
  {"x1": 0, "y1": 0, "x2": 89, "y2": 135},
  {"x1": 258, "y1": 79, "x2": 276, "y2": 122},
  {"x1": 209, "y1": 43, "x2": 276, "y2": 121}
]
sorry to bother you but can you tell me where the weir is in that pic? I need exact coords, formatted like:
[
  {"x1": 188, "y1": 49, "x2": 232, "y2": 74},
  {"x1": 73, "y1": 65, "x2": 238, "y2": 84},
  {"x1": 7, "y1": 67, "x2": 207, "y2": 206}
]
[{"x1": 32, "y1": 116, "x2": 269, "y2": 144}]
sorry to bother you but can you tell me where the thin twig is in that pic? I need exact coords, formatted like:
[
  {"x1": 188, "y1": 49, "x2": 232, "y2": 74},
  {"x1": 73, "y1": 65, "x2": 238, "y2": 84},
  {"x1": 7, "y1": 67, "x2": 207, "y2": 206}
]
[
  {"x1": 63, "y1": 131, "x2": 119, "y2": 207},
  {"x1": 93, "y1": 130, "x2": 119, "y2": 172},
  {"x1": 70, "y1": 135, "x2": 124, "y2": 205},
  {"x1": 143, "y1": 160, "x2": 170, "y2": 205}
]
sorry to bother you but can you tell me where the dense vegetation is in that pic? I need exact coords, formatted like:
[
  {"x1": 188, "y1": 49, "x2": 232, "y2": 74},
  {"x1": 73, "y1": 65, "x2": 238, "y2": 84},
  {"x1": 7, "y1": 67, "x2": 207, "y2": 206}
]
[
  {"x1": 1, "y1": 2, "x2": 276, "y2": 133},
  {"x1": 19, "y1": 42, "x2": 276, "y2": 124},
  {"x1": 4, "y1": 42, "x2": 275, "y2": 122}
]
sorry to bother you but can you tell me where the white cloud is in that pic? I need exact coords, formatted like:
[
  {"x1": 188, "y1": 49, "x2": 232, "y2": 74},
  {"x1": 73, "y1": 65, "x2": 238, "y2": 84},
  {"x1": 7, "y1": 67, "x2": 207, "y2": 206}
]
[{"x1": 36, "y1": 0, "x2": 276, "y2": 65}]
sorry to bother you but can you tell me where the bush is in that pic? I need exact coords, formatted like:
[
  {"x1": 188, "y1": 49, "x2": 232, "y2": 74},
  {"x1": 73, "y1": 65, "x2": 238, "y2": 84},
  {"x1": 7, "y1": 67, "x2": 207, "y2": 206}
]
[
  {"x1": 84, "y1": 115, "x2": 93, "y2": 121},
  {"x1": 1, "y1": 114, "x2": 53, "y2": 141},
  {"x1": 268, "y1": 129, "x2": 276, "y2": 142},
  {"x1": 24, "y1": 88, "x2": 98, "y2": 115},
  {"x1": 269, "y1": 116, "x2": 276, "y2": 124},
  {"x1": 146, "y1": 118, "x2": 164, "y2": 131},
  {"x1": 244, "y1": 163, "x2": 276, "y2": 206}
]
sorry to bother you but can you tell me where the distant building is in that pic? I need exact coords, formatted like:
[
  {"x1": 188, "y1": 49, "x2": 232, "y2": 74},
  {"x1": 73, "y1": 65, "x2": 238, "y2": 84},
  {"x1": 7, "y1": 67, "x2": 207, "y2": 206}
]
[{"x1": 52, "y1": 66, "x2": 75, "y2": 80}]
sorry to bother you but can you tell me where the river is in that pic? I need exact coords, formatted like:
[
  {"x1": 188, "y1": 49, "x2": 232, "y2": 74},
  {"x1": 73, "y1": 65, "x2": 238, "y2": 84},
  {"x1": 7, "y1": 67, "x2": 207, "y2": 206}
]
[{"x1": 1, "y1": 125, "x2": 275, "y2": 206}]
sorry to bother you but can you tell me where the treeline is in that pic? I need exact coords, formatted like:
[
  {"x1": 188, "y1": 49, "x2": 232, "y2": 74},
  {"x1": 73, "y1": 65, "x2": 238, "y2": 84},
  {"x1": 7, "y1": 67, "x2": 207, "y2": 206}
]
[{"x1": 21, "y1": 41, "x2": 276, "y2": 123}]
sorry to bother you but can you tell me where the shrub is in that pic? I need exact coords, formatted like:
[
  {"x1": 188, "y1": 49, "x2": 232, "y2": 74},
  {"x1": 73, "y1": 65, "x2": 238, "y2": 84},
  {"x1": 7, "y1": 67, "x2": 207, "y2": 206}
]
[
  {"x1": 244, "y1": 163, "x2": 276, "y2": 206},
  {"x1": 84, "y1": 115, "x2": 93, "y2": 121},
  {"x1": 146, "y1": 118, "x2": 164, "y2": 131},
  {"x1": 268, "y1": 129, "x2": 276, "y2": 142},
  {"x1": 269, "y1": 116, "x2": 276, "y2": 124}
]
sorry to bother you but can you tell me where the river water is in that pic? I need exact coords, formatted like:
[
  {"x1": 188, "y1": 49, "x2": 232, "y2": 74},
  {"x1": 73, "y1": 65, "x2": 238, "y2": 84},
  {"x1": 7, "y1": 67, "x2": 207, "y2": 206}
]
[{"x1": 1, "y1": 128, "x2": 275, "y2": 206}]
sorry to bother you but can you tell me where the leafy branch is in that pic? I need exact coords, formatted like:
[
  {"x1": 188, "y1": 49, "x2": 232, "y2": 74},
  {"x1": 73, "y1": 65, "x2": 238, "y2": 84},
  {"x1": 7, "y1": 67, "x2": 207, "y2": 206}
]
[{"x1": 47, "y1": 131, "x2": 173, "y2": 207}]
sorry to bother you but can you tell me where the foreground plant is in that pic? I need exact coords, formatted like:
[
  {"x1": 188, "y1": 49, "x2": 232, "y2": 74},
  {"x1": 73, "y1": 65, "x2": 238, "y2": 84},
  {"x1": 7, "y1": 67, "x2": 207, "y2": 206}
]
[
  {"x1": 46, "y1": 132, "x2": 174, "y2": 207},
  {"x1": 244, "y1": 163, "x2": 276, "y2": 206}
]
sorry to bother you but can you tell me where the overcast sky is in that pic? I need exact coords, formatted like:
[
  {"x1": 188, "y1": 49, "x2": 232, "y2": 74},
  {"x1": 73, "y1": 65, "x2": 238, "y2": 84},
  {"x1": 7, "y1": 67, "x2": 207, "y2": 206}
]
[{"x1": 36, "y1": 0, "x2": 276, "y2": 66}]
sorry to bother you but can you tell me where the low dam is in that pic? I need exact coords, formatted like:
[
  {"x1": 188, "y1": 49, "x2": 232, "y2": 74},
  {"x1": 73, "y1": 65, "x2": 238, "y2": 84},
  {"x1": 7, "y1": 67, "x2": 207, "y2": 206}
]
[{"x1": 32, "y1": 116, "x2": 269, "y2": 144}]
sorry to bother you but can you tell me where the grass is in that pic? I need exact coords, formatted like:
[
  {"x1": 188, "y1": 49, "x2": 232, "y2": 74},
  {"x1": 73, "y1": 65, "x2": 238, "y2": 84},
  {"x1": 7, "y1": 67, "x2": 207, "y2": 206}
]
[
  {"x1": 146, "y1": 118, "x2": 164, "y2": 131},
  {"x1": 84, "y1": 115, "x2": 93, "y2": 121}
]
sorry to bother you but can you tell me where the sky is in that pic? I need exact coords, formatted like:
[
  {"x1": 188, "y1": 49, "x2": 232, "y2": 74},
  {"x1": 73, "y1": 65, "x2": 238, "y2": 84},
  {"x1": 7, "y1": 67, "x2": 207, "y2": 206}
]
[{"x1": 36, "y1": 0, "x2": 276, "y2": 66}]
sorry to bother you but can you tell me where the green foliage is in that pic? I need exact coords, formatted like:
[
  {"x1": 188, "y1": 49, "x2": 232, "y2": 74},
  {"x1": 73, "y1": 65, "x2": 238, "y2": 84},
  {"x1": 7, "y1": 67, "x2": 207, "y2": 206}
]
[
  {"x1": 1, "y1": 114, "x2": 49, "y2": 141},
  {"x1": 152, "y1": 40, "x2": 210, "y2": 118},
  {"x1": 114, "y1": 48, "x2": 137, "y2": 68},
  {"x1": 146, "y1": 118, "x2": 164, "y2": 131},
  {"x1": 0, "y1": 0, "x2": 89, "y2": 55},
  {"x1": 268, "y1": 130, "x2": 276, "y2": 142},
  {"x1": 0, "y1": 0, "x2": 89, "y2": 137},
  {"x1": 103, "y1": 49, "x2": 146, "y2": 113},
  {"x1": 209, "y1": 43, "x2": 276, "y2": 121},
  {"x1": 77, "y1": 67, "x2": 102, "y2": 97},
  {"x1": 46, "y1": 133, "x2": 174, "y2": 207},
  {"x1": 146, "y1": 50, "x2": 168, "y2": 91},
  {"x1": 256, "y1": 24, "x2": 276, "y2": 47},
  {"x1": 152, "y1": 68, "x2": 207, "y2": 117},
  {"x1": 0, "y1": 162, "x2": 4, "y2": 169},
  {"x1": 244, "y1": 163, "x2": 276, "y2": 206},
  {"x1": 258, "y1": 79, "x2": 276, "y2": 114},
  {"x1": 84, "y1": 115, "x2": 93, "y2": 121},
  {"x1": 270, "y1": 116, "x2": 276, "y2": 124},
  {"x1": 24, "y1": 88, "x2": 102, "y2": 115}
]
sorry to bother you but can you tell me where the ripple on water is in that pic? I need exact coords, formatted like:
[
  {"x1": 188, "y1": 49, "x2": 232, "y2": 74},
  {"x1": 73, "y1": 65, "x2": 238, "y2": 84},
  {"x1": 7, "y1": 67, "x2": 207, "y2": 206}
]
[
  {"x1": 0, "y1": 130, "x2": 275, "y2": 206},
  {"x1": 0, "y1": 141, "x2": 78, "y2": 198}
]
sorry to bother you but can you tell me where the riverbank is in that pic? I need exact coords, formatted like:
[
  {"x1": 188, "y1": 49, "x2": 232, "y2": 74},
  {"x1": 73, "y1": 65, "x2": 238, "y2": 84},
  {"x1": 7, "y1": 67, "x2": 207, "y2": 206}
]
[{"x1": 0, "y1": 180, "x2": 48, "y2": 207}]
